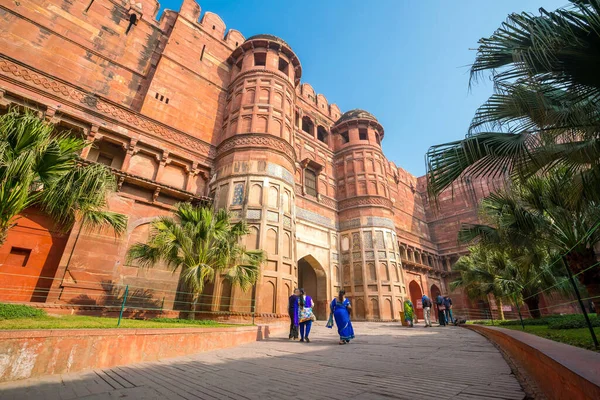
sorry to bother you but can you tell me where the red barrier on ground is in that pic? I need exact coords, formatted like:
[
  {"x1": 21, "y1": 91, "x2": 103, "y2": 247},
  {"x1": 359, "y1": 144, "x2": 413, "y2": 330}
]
[
  {"x1": 0, "y1": 324, "x2": 287, "y2": 383},
  {"x1": 466, "y1": 325, "x2": 600, "y2": 400}
]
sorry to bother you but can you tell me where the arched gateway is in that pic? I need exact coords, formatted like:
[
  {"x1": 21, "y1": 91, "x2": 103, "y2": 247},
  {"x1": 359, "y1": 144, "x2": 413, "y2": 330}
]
[
  {"x1": 409, "y1": 280, "x2": 424, "y2": 320},
  {"x1": 297, "y1": 255, "x2": 328, "y2": 320}
]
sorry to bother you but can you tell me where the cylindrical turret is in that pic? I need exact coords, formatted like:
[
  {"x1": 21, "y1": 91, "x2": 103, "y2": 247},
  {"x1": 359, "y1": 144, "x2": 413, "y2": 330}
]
[
  {"x1": 209, "y1": 35, "x2": 302, "y2": 317},
  {"x1": 333, "y1": 110, "x2": 405, "y2": 321}
]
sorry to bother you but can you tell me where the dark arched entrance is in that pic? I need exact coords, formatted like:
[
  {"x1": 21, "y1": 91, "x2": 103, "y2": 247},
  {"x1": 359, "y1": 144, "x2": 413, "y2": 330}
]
[
  {"x1": 409, "y1": 280, "x2": 423, "y2": 320},
  {"x1": 298, "y1": 255, "x2": 328, "y2": 320},
  {"x1": 430, "y1": 284, "x2": 441, "y2": 321}
]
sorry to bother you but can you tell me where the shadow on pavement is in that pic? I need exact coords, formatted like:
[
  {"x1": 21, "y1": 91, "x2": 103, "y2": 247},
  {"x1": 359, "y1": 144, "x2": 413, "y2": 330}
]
[{"x1": 0, "y1": 322, "x2": 524, "y2": 400}]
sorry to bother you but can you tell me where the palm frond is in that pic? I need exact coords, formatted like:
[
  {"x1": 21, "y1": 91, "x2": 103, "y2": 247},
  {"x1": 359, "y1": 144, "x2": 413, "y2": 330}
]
[
  {"x1": 81, "y1": 210, "x2": 128, "y2": 236},
  {"x1": 126, "y1": 203, "x2": 266, "y2": 298},
  {"x1": 0, "y1": 108, "x2": 122, "y2": 243},
  {"x1": 426, "y1": 132, "x2": 535, "y2": 196},
  {"x1": 458, "y1": 224, "x2": 501, "y2": 245}
]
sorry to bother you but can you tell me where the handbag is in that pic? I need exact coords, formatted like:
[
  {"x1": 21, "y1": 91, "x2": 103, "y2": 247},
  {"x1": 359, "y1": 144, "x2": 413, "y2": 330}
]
[
  {"x1": 326, "y1": 313, "x2": 334, "y2": 329},
  {"x1": 299, "y1": 307, "x2": 314, "y2": 323}
]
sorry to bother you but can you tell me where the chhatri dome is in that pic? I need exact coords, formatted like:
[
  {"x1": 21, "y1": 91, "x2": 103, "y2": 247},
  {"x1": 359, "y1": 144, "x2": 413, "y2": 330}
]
[
  {"x1": 335, "y1": 109, "x2": 379, "y2": 125},
  {"x1": 244, "y1": 34, "x2": 291, "y2": 48}
]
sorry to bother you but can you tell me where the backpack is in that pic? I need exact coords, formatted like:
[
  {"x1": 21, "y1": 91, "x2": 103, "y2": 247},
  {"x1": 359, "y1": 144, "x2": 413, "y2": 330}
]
[{"x1": 422, "y1": 297, "x2": 431, "y2": 308}]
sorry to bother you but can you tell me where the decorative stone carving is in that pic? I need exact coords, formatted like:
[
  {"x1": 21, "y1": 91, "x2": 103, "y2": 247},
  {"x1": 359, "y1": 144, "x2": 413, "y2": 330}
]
[
  {"x1": 231, "y1": 183, "x2": 245, "y2": 206},
  {"x1": 0, "y1": 57, "x2": 215, "y2": 159},
  {"x1": 352, "y1": 232, "x2": 361, "y2": 251},
  {"x1": 363, "y1": 232, "x2": 373, "y2": 249},
  {"x1": 296, "y1": 207, "x2": 336, "y2": 229},
  {"x1": 246, "y1": 209, "x2": 261, "y2": 219},
  {"x1": 216, "y1": 134, "x2": 296, "y2": 165},
  {"x1": 338, "y1": 196, "x2": 393, "y2": 211}
]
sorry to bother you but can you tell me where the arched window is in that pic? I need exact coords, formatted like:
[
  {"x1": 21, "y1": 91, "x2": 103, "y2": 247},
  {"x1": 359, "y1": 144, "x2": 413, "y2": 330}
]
[
  {"x1": 317, "y1": 126, "x2": 328, "y2": 144},
  {"x1": 301, "y1": 116, "x2": 313, "y2": 134},
  {"x1": 304, "y1": 169, "x2": 317, "y2": 197}
]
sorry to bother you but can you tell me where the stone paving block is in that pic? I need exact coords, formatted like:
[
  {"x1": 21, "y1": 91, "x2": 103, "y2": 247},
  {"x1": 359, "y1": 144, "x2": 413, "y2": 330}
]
[{"x1": 0, "y1": 323, "x2": 526, "y2": 400}]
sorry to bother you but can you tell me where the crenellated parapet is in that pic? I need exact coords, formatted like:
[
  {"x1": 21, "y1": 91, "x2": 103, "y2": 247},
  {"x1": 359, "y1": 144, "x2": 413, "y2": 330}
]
[{"x1": 177, "y1": 0, "x2": 246, "y2": 49}]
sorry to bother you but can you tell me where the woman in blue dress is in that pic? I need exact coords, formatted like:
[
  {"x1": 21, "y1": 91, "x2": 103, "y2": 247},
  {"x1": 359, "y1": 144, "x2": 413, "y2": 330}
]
[{"x1": 330, "y1": 290, "x2": 355, "y2": 345}]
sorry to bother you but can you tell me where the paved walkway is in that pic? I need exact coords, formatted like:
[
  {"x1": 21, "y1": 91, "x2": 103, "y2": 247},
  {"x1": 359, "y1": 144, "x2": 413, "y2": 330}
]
[{"x1": 0, "y1": 322, "x2": 525, "y2": 400}]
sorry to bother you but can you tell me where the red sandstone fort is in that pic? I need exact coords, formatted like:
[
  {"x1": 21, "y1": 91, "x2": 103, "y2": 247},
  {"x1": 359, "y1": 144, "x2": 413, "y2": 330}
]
[{"x1": 0, "y1": 0, "x2": 513, "y2": 321}]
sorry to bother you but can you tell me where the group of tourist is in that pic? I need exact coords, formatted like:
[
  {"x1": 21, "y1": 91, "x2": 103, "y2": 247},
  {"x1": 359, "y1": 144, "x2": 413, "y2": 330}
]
[
  {"x1": 403, "y1": 294, "x2": 454, "y2": 327},
  {"x1": 288, "y1": 288, "x2": 355, "y2": 345},
  {"x1": 287, "y1": 288, "x2": 455, "y2": 343},
  {"x1": 287, "y1": 288, "x2": 314, "y2": 342}
]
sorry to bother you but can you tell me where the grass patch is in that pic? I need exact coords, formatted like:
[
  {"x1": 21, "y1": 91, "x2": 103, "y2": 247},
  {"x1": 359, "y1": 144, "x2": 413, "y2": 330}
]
[
  {"x1": 150, "y1": 318, "x2": 224, "y2": 325},
  {"x1": 503, "y1": 325, "x2": 600, "y2": 352},
  {"x1": 468, "y1": 313, "x2": 599, "y2": 328},
  {"x1": 0, "y1": 303, "x2": 46, "y2": 320},
  {"x1": 469, "y1": 313, "x2": 600, "y2": 351},
  {"x1": 0, "y1": 313, "x2": 238, "y2": 330}
]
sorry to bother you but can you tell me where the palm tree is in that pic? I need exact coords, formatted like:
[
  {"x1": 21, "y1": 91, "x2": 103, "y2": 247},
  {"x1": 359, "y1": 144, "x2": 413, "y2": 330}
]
[
  {"x1": 426, "y1": 1, "x2": 600, "y2": 201},
  {"x1": 127, "y1": 203, "x2": 265, "y2": 316},
  {"x1": 452, "y1": 242, "x2": 563, "y2": 319},
  {"x1": 459, "y1": 168, "x2": 599, "y2": 313},
  {"x1": 452, "y1": 245, "x2": 511, "y2": 320},
  {"x1": 0, "y1": 108, "x2": 127, "y2": 244}
]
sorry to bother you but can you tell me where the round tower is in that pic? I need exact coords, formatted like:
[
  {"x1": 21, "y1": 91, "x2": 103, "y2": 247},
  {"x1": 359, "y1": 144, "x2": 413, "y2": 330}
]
[
  {"x1": 332, "y1": 110, "x2": 405, "y2": 321},
  {"x1": 210, "y1": 35, "x2": 301, "y2": 317}
]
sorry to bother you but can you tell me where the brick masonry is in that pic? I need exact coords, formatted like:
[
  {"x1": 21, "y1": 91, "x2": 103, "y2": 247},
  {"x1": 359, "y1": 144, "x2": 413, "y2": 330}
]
[
  {"x1": 0, "y1": 324, "x2": 287, "y2": 383},
  {"x1": 0, "y1": 0, "x2": 503, "y2": 319}
]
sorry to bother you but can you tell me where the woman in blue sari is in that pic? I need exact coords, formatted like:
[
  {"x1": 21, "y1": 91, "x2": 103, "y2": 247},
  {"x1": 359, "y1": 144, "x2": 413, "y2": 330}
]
[{"x1": 330, "y1": 290, "x2": 354, "y2": 345}]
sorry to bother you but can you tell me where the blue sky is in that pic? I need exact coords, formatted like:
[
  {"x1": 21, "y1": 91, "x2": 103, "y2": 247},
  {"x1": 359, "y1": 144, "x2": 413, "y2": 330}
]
[{"x1": 158, "y1": 0, "x2": 567, "y2": 176}]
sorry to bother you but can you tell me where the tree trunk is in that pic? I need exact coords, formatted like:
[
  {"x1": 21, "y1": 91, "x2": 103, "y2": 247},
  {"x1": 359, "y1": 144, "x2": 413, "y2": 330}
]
[
  {"x1": 565, "y1": 249, "x2": 600, "y2": 315},
  {"x1": 0, "y1": 228, "x2": 7, "y2": 246},
  {"x1": 189, "y1": 294, "x2": 199, "y2": 320},
  {"x1": 524, "y1": 296, "x2": 541, "y2": 319},
  {"x1": 497, "y1": 298, "x2": 505, "y2": 321}
]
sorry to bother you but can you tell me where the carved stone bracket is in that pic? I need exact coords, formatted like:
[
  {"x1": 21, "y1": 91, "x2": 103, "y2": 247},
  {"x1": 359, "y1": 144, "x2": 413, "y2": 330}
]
[
  {"x1": 0, "y1": 89, "x2": 9, "y2": 107},
  {"x1": 45, "y1": 106, "x2": 59, "y2": 123},
  {"x1": 152, "y1": 187, "x2": 161, "y2": 203},
  {"x1": 116, "y1": 176, "x2": 125, "y2": 191}
]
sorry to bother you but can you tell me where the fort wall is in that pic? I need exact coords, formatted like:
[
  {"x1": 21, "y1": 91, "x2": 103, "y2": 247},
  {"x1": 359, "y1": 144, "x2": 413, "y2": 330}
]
[{"x1": 0, "y1": 0, "x2": 492, "y2": 320}]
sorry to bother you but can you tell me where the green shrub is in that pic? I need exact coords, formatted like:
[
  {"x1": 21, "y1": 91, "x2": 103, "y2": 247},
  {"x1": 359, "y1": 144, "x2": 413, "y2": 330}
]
[
  {"x1": 547, "y1": 314, "x2": 599, "y2": 329},
  {"x1": 0, "y1": 303, "x2": 46, "y2": 320},
  {"x1": 150, "y1": 318, "x2": 218, "y2": 325},
  {"x1": 471, "y1": 314, "x2": 600, "y2": 329},
  {"x1": 499, "y1": 316, "x2": 559, "y2": 326}
]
